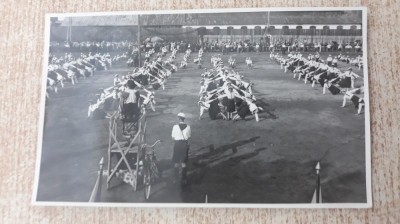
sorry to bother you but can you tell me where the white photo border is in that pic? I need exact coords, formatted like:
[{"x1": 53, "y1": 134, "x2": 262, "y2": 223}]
[{"x1": 32, "y1": 7, "x2": 371, "y2": 208}]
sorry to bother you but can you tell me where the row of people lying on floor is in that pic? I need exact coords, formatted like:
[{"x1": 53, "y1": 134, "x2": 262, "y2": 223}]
[
  {"x1": 271, "y1": 52, "x2": 365, "y2": 114},
  {"x1": 280, "y1": 52, "x2": 363, "y2": 70},
  {"x1": 88, "y1": 58, "x2": 175, "y2": 120},
  {"x1": 48, "y1": 52, "x2": 121, "y2": 83},
  {"x1": 198, "y1": 59, "x2": 262, "y2": 122},
  {"x1": 115, "y1": 62, "x2": 172, "y2": 90},
  {"x1": 272, "y1": 52, "x2": 361, "y2": 88},
  {"x1": 49, "y1": 52, "x2": 126, "y2": 67},
  {"x1": 46, "y1": 52, "x2": 128, "y2": 97}
]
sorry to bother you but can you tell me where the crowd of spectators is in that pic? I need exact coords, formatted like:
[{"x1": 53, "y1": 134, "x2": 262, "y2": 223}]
[
  {"x1": 50, "y1": 38, "x2": 363, "y2": 58},
  {"x1": 50, "y1": 41, "x2": 136, "y2": 52}
]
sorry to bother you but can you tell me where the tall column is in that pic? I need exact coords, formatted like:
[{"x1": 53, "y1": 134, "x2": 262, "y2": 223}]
[{"x1": 138, "y1": 14, "x2": 141, "y2": 67}]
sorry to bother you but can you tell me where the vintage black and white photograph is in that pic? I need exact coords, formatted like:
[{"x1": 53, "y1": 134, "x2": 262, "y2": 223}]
[{"x1": 33, "y1": 8, "x2": 371, "y2": 207}]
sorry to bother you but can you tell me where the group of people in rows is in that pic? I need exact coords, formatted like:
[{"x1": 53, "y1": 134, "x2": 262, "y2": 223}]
[
  {"x1": 271, "y1": 40, "x2": 362, "y2": 54},
  {"x1": 50, "y1": 40, "x2": 136, "y2": 53},
  {"x1": 88, "y1": 40, "x2": 188, "y2": 122},
  {"x1": 46, "y1": 52, "x2": 127, "y2": 98},
  {"x1": 138, "y1": 39, "x2": 360, "y2": 56},
  {"x1": 87, "y1": 51, "x2": 175, "y2": 123},
  {"x1": 271, "y1": 51, "x2": 365, "y2": 114},
  {"x1": 197, "y1": 55, "x2": 263, "y2": 122},
  {"x1": 86, "y1": 43, "x2": 195, "y2": 186},
  {"x1": 87, "y1": 39, "x2": 193, "y2": 122},
  {"x1": 199, "y1": 39, "x2": 362, "y2": 55}
]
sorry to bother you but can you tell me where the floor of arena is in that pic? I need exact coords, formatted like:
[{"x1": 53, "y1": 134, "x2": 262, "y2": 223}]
[{"x1": 37, "y1": 51, "x2": 367, "y2": 203}]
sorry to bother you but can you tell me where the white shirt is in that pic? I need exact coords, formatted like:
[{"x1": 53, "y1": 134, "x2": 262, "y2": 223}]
[
  {"x1": 248, "y1": 101, "x2": 258, "y2": 112},
  {"x1": 56, "y1": 73, "x2": 63, "y2": 81},
  {"x1": 171, "y1": 123, "x2": 191, "y2": 140},
  {"x1": 47, "y1": 78, "x2": 55, "y2": 85},
  {"x1": 124, "y1": 89, "x2": 139, "y2": 104}
]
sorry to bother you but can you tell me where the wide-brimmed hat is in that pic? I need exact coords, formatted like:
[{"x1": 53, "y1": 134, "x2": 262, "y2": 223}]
[{"x1": 177, "y1": 112, "x2": 186, "y2": 118}]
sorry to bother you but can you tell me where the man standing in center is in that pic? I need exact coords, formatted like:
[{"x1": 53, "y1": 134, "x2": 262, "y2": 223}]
[{"x1": 171, "y1": 113, "x2": 191, "y2": 185}]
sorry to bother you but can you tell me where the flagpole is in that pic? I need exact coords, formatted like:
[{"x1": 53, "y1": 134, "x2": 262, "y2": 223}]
[
  {"x1": 66, "y1": 18, "x2": 70, "y2": 43},
  {"x1": 138, "y1": 14, "x2": 141, "y2": 67},
  {"x1": 266, "y1": 11, "x2": 273, "y2": 45},
  {"x1": 316, "y1": 161, "x2": 321, "y2": 203},
  {"x1": 69, "y1": 17, "x2": 72, "y2": 43}
]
